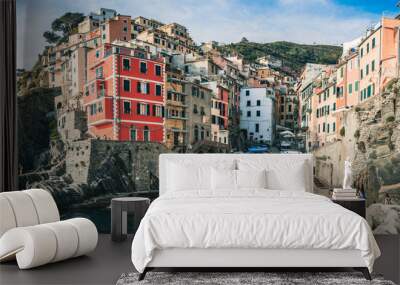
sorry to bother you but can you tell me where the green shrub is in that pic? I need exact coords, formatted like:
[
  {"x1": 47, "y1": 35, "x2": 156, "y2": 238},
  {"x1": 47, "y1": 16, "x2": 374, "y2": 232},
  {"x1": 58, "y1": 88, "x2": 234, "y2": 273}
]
[
  {"x1": 340, "y1": 127, "x2": 345, "y2": 137},
  {"x1": 354, "y1": 129, "x2": 360, "y2": 138},
  {"x1": 386, "y1": 116, "x2": 395, "y2": 123}
]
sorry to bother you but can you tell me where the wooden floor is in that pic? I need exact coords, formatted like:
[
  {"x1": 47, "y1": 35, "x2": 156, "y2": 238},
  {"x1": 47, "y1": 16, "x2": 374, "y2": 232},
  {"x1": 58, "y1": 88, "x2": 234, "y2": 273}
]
[{"x1": 0, "y1": 234, "x2": 398, "y2": 285}]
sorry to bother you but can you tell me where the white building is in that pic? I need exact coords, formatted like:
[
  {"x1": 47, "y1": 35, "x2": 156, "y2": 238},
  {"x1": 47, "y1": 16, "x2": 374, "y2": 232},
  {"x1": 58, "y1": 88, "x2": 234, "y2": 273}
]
[
  {"x1": 240, "y1": 87, "x2": 276, "y2": 144},
  {"x1": 256, "y1": 55, "x2": 282, "y2": 68}
]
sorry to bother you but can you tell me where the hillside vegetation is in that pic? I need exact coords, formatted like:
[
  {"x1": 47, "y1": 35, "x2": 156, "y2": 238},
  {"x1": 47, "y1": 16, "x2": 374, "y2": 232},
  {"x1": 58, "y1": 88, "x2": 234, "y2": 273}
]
[{"x1": 218, "y1": 40, "x2": 342, "y2": 74}]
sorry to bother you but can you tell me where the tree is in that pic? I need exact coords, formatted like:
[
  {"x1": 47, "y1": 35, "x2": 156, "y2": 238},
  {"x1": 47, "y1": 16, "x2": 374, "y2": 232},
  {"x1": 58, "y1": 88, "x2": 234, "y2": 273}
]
[
  {"x1": 43, "y1": 12, "x2": 85, "y2": 44},
  {"x1": 51, "y1": 12, "x2": 84, "y2": 36},
  {"x1": 43, "y1": 31, "x2": 61, "y2": 44},
  {"x1": 240, "y1": 37, "x2": 249, "y2": 43}
]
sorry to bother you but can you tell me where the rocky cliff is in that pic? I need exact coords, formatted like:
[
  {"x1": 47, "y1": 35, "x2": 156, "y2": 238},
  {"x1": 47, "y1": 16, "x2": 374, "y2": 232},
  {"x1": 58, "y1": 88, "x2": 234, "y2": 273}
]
[
  {"x1": 313, "y1": 79, "x2": 400, "y2": 234},
  {"x1": 352, "y1": 79, "x2": 400, "y2": 234}
]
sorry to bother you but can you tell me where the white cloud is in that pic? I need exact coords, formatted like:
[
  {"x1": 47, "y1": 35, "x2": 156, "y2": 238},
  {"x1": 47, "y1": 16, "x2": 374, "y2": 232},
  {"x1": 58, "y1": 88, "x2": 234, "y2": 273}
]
[{"x1": 17, "y1": 0, "x2": 380, "y2": 69}]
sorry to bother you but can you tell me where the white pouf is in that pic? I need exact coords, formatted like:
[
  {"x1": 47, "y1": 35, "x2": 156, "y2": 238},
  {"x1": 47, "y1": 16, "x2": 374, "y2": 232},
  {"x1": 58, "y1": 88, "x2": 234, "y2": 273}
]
[{"x1": 0, "y1": 189, "x2": 98, "y2": 269}]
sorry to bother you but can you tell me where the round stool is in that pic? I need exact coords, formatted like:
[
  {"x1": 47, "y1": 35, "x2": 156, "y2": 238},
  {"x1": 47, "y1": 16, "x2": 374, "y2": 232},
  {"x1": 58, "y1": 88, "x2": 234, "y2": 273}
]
[{"x1": 111, "y1": 197, "x2": 150, "y2": 242}]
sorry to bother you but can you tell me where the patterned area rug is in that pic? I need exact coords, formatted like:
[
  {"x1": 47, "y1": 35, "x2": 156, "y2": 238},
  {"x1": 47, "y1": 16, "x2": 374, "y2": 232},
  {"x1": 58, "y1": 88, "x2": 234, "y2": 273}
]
[{"x1": 116, "y1": 272, "x2": 395, "y2": 285}]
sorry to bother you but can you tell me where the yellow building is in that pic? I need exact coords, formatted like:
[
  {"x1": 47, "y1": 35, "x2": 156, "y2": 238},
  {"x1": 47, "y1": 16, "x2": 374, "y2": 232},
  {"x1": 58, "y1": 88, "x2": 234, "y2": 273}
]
[{"x1": 165, "y1": 70, "x2": 187, "y2": 150}]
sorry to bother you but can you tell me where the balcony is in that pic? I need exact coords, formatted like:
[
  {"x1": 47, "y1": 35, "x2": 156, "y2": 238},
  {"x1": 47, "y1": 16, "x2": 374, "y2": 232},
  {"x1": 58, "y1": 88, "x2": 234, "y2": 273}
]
[{"x1": 167, "y1": 115, "x2": 187, "y2": 120}]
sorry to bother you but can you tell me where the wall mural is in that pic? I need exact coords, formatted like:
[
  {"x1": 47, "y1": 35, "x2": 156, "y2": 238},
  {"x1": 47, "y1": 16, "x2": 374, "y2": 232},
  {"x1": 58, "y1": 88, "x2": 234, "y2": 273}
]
[{"x1": 17, "y1": 1, "x2": 399, "y2": 233}]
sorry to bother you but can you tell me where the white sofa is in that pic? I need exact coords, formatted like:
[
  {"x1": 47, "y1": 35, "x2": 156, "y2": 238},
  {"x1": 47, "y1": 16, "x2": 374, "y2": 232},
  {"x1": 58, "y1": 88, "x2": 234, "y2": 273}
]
[{"x1": 0, "y1": 189, "x2": 98, "y2": 269}]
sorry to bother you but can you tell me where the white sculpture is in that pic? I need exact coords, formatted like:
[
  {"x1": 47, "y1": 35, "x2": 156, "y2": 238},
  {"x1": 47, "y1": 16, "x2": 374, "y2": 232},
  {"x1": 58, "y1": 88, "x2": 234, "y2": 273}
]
[{"x1": 343, "y1": 158, "x2": 353, "y2": 190}]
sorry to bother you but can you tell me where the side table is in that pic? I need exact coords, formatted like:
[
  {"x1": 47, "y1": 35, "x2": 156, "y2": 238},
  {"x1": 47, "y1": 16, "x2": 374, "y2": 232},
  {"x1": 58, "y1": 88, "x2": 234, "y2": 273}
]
[
  {"x1": 331, "y1": 198, "x2": 366, "y2": 218},
  {"x1": 111, "y1": 197, "x2": 150, "y2": 242}
]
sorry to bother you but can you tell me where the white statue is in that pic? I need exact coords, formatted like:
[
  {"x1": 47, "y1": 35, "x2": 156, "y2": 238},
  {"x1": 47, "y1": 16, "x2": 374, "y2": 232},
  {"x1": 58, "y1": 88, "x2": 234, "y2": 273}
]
[{"x1": 343, "y1": 158, "x2": 353, "y2": 190}]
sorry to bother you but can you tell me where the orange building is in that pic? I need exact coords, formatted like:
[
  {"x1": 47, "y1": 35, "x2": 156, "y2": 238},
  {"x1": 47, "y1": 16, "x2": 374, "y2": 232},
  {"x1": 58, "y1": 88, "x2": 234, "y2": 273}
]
[
  {"x1": 359, "y1": 17, "x2": 400, "y2": 102},
  {"x1": 101, "y1": 15, "x2": 132, "y2": 44},
  {"x1": 84, "y1": 43, "x2": 165, "y2": 142}
]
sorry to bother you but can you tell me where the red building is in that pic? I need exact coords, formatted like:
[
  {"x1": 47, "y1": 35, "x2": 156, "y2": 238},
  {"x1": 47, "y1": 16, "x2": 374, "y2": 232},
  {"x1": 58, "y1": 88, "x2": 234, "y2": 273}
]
[{"x1": 84, "y1": 43, "x2": 165, "y2": 142}]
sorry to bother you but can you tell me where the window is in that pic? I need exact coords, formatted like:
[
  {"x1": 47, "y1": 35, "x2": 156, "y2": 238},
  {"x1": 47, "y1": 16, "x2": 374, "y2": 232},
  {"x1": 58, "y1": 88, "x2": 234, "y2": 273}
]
[
  {"x1": 155, "y1": 65, "x2": 162, "y2": 76},
  {"x1": 89, "y1": 104, "x2": 97, "y2": 115},
  {"x1": 153, "y1": 105, "x2": 162, "y2": 117},
  {"x1": 360, "y1": 69, "x2": 364, "y2": 79},
  {"x1": 372, "y1": 38, "x2": 376, "y2": 49},
  {"x1": 200, "y1": 91, "x2": 204, "y2": 99},
  {"x1": 137, "y1": 103, "x2": 148, "y2": 115},
  {"x1": 193, "y1": 104, "x2": 198, "y2": 114},
  {"x1": 367, "y1": 43, "x2": 370, "y2": 53},
  {"x1": 247, "y1": 111, "x2": 251, "y2": 117},
  {"x1": 246, "y1": 100, "x2": 251, "y2": 107},
  {"x1": 288, "y1": 105, "x2": 292, "y2": 112},
  {"x1": 123, "y1": 58, "x2": 130, "y2": 70},
  {"x1": 367, "y1": 85, "x2": 372, "y2": 97},
  {"x1": 371, "y1": 60, "x2": 375, "y2": 72},
  {"x1": 327, "y1": 123, "x2": 330, "y2": 133},
  {"x1": 143, "y1": 126, "x2": 150, "y2": 142},
  {"x1": 123, "y1": 101, "x2": 131, "y2": 114},
  {"x1": 140, "y1": 62, "x2": 147, "y2": 73},
  {"x1": 333, "y1": 102, "x2": 336, "y2": 111},
  {"x1": 155, "y1": 84, "x2": 162, "y2": 96},
  {"x1": 348, "y1": 83, "x2": 352, "y2": 94},
  {"x1": 255, "y1": 123, "x2": 259, "y2": 133},
  {"x1": 256, "y1": 110, "x2": 260, "y2": 117},
  {"x1": 318, "y1": 124, "x2": 320, "y2": 133},
  {"x1": 333, "y1": 122, "x2": 336, "y2": 132},
  {"x1": 355, "y1": 81, "x2": 359, "y2": 92},
  {"x1": 130, "y1": 128, "x2": 136, "y2": 141},
  {"x1": 245, "y1": 90, "x2": 250, "y2": 96},
  {"x1": 123, "y1": 79, "x2": 130, "y2": 92},
  {"x1": 340, "y1": 67, "x2": 344, "y2": 78},
  {"x1": 361, "y1": 48, "x2": 364, "y2": 57},
  {"x1": 366, "y1": 64, "x2": 369, "y2": 75},
  {"x1": 256, "y1": 100, "x2": 261, "y2": 106},
  {"x1": 96, "y1": 50, "x2": 100, "y2": 58},
  {"x1": 323, "y1": 123, "x2": 325, "y2": 132},
  {"x1": 96, "y1": 67, "x2": 103, "y2": 78}
]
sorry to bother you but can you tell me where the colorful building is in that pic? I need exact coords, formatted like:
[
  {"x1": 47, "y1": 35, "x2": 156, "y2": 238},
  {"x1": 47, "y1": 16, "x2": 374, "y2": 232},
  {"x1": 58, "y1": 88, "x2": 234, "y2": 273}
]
[
  {"x1": 165, "y1": 69, "x2": 187, "y2": 150},
  {"x1": 203, "y1": 81, "x2": 230, "y2": 144},
  {"x1": 313, "y1": 67, "x2": 337, "y2": 147},
  {"x1": 84, "y1": 43, "x2": 166, "y2": 142},
  {"x1": 359, "y1": 18, "x2": 400, "y2": 102}
]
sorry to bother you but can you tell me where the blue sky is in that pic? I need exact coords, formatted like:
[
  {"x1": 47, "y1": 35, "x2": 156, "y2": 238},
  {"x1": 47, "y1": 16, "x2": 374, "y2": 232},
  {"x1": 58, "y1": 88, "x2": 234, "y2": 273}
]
[{"x1": 17, "y1": 0, "x2": 400, "y2": 69}]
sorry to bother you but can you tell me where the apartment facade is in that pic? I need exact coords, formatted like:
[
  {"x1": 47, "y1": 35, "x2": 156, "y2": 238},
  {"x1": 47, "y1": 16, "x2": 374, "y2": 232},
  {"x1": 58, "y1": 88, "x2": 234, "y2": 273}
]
[
  {"x1": 313, "y1": 67, "x2": 338, "y2": 147},
  {"x1": 84, "y1": 44, "x2": 166, "y2": 142},
  {"x1": 184, "y1": 81, "x2": 212, "y2": 146},
  {"x1": 203, "y1": 81, "x2": 229, "y2": 144},
  {"x1": 240, "y1": 87, "x2": 275, "y2": 144},
  {"x1": 165, "y1": 70, "x2": 187, "y2": 150}
]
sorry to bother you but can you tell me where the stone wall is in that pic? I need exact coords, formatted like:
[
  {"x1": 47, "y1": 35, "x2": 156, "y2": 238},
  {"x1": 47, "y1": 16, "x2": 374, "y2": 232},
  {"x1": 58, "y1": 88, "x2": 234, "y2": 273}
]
[
  {"x1": 66, "y1": 139, "x2": 169, "y2": 192},
  {"x1": 313, "y1": 110, "x2": 358, "y2": 187}
]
